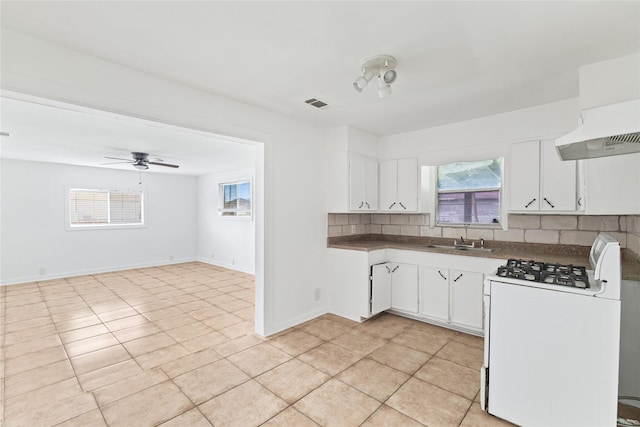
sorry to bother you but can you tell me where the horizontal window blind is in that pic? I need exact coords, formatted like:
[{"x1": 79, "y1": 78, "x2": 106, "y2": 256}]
[{"x1": 69, "y1": 189, "x2": 143, "y2": 227}]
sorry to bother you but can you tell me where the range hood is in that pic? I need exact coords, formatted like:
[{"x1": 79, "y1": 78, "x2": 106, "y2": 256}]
[{"x1": 556, "y1": 99, "x2": 640, "y2": 161}]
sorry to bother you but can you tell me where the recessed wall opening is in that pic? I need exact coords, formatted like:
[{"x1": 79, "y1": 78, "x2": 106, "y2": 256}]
[{"x1": 0, "y1": 92, "x2": 266, "y2": 335}]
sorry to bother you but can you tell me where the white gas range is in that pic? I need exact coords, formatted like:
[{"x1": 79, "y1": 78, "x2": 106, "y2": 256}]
[{"x1": 481, "y1": 233, "x2": 621, "y2": 427}]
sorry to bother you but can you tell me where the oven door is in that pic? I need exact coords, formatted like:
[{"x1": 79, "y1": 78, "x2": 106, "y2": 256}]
[{"x1": 486, "y1": 280, "x2": 620, "y2": 427}]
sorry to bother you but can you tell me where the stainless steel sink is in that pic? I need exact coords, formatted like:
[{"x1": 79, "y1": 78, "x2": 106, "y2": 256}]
[{"x1": 426, "y1": 244, "x2": 497, "y2": 253}]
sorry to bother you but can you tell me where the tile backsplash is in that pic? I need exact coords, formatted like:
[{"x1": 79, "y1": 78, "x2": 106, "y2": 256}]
[{"x1": 328, "y1": 213, "x2": 640, "y2": 259}]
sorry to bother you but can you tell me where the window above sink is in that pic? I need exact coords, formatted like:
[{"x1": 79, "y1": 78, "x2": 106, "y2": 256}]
[{"x1": 436, "y1": 158, "x2": 503, "y2": 227}]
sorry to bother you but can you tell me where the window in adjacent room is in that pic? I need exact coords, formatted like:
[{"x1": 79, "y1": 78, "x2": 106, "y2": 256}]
[
  {"x1": 68, "y1": 188, "x2": 144, "y2": 228},
  {"x1": 219, "y1": 180, "x2": 252, "y2": 218},
  {"x1": 436, "y1": 158, "x2": 502, "y2": 226}
]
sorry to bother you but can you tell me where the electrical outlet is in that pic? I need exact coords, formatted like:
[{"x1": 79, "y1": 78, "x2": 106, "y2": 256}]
[
  {"x1": 39, "y1": 267, "x2": 46, "y2": 275},
  {"x1": 314, "y1": 288, "x2": 321, "y2": 301},
  {"x1": 232, "y1": 259, "x2": 235, "y2": 265},
  {"x1": 212, "y1": 254, "x2": 215, "y2": 258},
  {"x1": 350, "y1": 225, "x2": 356, "y2": 234},
  {"x1": 169, "y1": 255, "x2": 174, "y2": 261}
]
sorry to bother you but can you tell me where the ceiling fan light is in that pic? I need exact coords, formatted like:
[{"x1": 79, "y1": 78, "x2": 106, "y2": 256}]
[{"x1": 134, "y1": 162, "x2": 148, "y2": 170}]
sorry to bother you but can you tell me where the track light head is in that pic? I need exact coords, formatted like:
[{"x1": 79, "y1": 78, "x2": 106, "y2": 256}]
[
  {"x1": 377, "y1": 78, "x2": 392, "y2": 98},
  {"x1": 353, "y1": 55, "x2": 397, "y2": 96},
  {"x1": 353, "y1": 70, "x2": 376, "y2": 92},
  {"x1": 381, "y1": 68, "x2": 397, "y2": 85}
]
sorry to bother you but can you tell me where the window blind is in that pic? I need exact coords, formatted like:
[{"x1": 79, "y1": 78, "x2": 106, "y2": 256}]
[{"x1": 69, "y1": 189, "x2": 143, "y2": 227}]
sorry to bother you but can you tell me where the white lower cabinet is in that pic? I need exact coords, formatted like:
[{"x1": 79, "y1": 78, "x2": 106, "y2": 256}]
[
  {"x1": 419, "y1": 266, "x2": 484, "y2": 332},
  {"x1": 391, "y1": 264, "x2": 419, "y2": 313},
  {"x1": 371, "y1": 263, "x2": 418, "y2": 315},
  {"x1": 370, "y1": 263, "x2": 392, "y2": 316},
  {"x1": 419, "y1": 266, "x2": 450, "y2": 322},
  {"x1": 449, "y1": 269, "x2": 484, "y2": 330},
  {"x1": 328, "y1": 247, "x2": 502, "y2": 334}
]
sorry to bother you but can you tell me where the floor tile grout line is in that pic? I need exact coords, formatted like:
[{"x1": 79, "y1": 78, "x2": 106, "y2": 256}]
[
  {"x1": 7, "y1": 278, "x2": 106, "y2": 425},
  {"x1": 2, "y1": 264, "x2": 487, "y2": 426}
]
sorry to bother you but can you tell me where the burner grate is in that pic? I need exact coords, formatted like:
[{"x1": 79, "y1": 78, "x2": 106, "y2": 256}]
[{"x1": 499, "y1": 259, "x2": 590, "y2": 288}]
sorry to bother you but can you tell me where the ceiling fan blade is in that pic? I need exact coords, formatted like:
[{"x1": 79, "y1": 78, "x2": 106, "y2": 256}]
[
  {"x1": 104, "y1": 156, "x2": 133, "y2": 161},
  {"x1": 101, "y1": 161, "x2": 134, "y2": 165},
  {"x1": 148, "y1": 161, "x2": 179, "y2": 168}
]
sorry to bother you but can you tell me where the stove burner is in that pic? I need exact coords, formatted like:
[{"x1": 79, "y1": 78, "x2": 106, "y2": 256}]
[{"x1": 499, "y1": 259, "x2": 590, "y2": 289}]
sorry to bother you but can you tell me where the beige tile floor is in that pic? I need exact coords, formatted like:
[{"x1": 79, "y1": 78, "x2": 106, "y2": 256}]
[{"x1": 0, "y1": 262, "x2": 515, "y2": 426}]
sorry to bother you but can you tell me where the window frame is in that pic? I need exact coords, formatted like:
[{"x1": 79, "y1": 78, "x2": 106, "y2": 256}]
[
  {"x1": 218, "y1": 179, "x2": 253, "y2": 220},
  {"x1": 435, "y1": 159, "x2": 503, "y2": 228},
  {"x1": 66, "y1": 187, "x2": 146, "y2": 231}
]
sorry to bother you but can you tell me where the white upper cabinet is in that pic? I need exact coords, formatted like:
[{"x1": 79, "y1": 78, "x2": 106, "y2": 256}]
[
  {"x1": 379, "y1": 157, "x2": 418, "y2": 212},
  {"x1": 581, "y1": 153, "x2": 640, "y2": 214},
  {"x1": 509, "y1": 140, "x2": 576, "y2": 212},
  {"x1": 349, "y1": 153, "x2": 378, "y2": 211},
  {"x1": 510, "y1": 140, "x2": 540, "y2": 211}
]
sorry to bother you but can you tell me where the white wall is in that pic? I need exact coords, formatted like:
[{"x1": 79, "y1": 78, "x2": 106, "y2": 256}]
[
  {"x1": 379, "y1": 98, "x2": 580, "y2": 165},
  {"x1": 198, "y1": 168, "x2": 256, "y2": 274},
  {"x1": 1, "y1": 29, "x2": 329, "y2": 336},
  {"x1": 0, "y1": 159, "x2": 198, "y2": 284}
]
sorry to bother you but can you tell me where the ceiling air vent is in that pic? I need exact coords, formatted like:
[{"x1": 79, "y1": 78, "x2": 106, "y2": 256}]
[{"x1": 304, "y1": 98, "x2": 329, "y2": 110}]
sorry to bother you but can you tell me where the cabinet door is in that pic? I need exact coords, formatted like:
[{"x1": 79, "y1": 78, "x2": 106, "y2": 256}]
[
  {"x1": 540, "y1": 140, "x2": 576, "y2": 211},
  {"x1": 370, "y1": 264, "x2": 392, "y2": 315},
  {"x1": 396, "y1": 157, "x2": 418, "y2": 211},
  {"x1": 419, "y1": 266, "x2": 450, "y2": 322},
  {"x1": 379, "y1": 159, "x2": 398, "y2": 211},
  {"x1": 391, "y1": 263, "x2": 419, "y2": 313},
  {"x1": 509, "y1": 140, "x2": 540, "y2": 211},
  {"x1": 450, "y1": 269, "x2": 484, "y2": 330},
  {"x1": 584, "y1": 153, "x2": 640, "y2": 214},
  {"x1": 349, "y1": 154, "x2": 366, "y2": 211},
  {"x1": 364, "y1": 157, "x2": 378, "y2": 210}
]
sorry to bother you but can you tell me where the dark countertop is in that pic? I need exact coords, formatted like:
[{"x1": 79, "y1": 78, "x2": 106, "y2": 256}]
[{"x1": 328, "y1": 234, "x2": 640, "y2": 281}]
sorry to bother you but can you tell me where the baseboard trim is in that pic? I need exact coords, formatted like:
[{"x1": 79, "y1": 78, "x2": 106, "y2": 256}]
[
  {"x1": 197, "y1": 258, "x2": 255, "y2": 275},
  {"x1": 265, "y1": 306, "x2": 329, "y2": 337},
  {"x1": 0, "y1": 257, "x2": 198, "y2": 286}
]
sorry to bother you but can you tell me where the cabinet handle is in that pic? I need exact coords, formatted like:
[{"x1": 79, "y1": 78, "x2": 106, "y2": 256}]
[
  {"x1": 438, "y1": 270, "x2": 447, "y2": 280},
  {"x1": 453, "y1": 273, "x2": 463, "y2": 282},
  {"x1": 365, "y1": 202, "x2": 370, "y2": 209},
  {"x1": 385, "y1": 265, "x2": 391, "y2": 273},
  {"x1": 392, "y1": 266, "x2": 399, "y2": 273},
  {"x1": 524, "y1": 198, "x2": 536, "y2": 208},
  {"x1": 389, "y1": 202, "x2": 396, "y2": 209},
  {"x1": 359, "y1": 201, "x2": 364, "y2": 209},
  {"x1": 577, "y1": 197, "x2": 582, "y2": 207},
  {"x1": 543, "y1": 198, "x2": 555, "y2": 208},
  {"x1": 399, "y1": 202, "x2": 406, "y2": 210}
]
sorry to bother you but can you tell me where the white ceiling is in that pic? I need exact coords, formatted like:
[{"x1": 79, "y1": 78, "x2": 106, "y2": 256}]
[
  {"x1": 1, "y1": 1, "x2": 639, "y2": 173},
  {"x1": 0, "y1": 96, "x2": 256, "y2": 175}
]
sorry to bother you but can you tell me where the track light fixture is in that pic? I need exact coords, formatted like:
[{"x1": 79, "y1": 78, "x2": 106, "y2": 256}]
[{"x1": 353, "y1": 55, "x2": 397, "y2": 98}]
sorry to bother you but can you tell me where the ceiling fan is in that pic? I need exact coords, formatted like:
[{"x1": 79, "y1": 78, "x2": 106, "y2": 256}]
[{"x1": 103, "y1": 152, "x2": 179, "y2": 170}]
